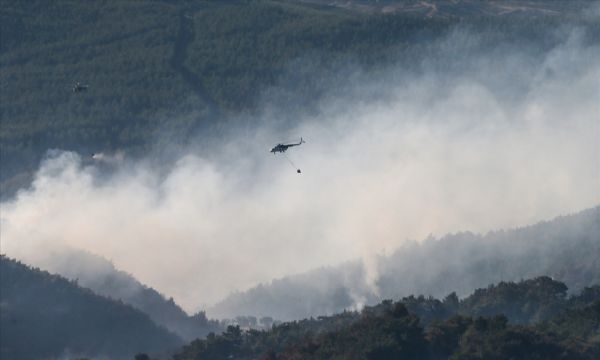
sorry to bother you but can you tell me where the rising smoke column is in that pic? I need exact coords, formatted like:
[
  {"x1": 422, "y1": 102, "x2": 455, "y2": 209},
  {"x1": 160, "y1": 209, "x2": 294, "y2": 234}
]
[{"x1": 1, "y1": 29, "x2": 599, "y2": 313}]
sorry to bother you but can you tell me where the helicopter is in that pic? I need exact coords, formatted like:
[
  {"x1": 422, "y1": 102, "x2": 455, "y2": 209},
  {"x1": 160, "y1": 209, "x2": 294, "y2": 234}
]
[
  {"x1": 270, "y1": 138, "x2": 305, "y2": 173},
  {"x1": 72, "y1": 82, "x2": 89, "y2": 93},
  {"x1": 270, "y1": 138, "x2": 305, "y2": 154}
]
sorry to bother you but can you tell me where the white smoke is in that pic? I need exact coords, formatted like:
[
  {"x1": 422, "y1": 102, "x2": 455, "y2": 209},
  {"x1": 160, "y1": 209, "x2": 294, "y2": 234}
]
[
  {"x1": 1, "y1": 30, "x2": 598, "y2": 313},
  {"x1": 91, "y1": 151, "x2": 125, "y2": 164}
]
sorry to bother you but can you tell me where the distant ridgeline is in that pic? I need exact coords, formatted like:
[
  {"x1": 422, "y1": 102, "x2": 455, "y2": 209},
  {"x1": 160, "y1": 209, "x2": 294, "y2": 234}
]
[
  {"x1": 1, "y1": 0, "x2": 599, "y2": 196},
  {"x1": 172, "y1": 277, "x2": 600, "y2": 360},
  {"x1": 31, "y1": 248, "x2": 223, "y2": 342},
  {"x1": 209, "y1": 206, "x2": 600, "y2": 320},
  {"x1": 0, "y1": 256, "x2": 181, "y2": 360},
  {"x1": 3, "y1": 258, "x2": 599, "y2": 360}
]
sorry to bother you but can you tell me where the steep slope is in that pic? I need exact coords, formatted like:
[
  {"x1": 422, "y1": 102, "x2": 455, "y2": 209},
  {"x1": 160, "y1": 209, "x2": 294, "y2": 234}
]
[
  {"x1": 34, "y1": 248, "x2": 223, "y2": 341},
  {"x1": 0, "y1": 256, "x2": 182, "y2": 360},
  {"x1": 377, "y1": 206, "x2": 600, "y2": 299},
  {"x1": 3, "y1": 0, "x2": 598, "y2": 197},
  {"x1": 209, "y1": 206, "x2": 600, "y2": 320}
]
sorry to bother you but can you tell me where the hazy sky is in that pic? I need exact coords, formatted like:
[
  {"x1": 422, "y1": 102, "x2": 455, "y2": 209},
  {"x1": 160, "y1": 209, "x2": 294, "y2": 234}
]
[{"x1": 1, "y1": 29, "x2": 599, "y2": 312}]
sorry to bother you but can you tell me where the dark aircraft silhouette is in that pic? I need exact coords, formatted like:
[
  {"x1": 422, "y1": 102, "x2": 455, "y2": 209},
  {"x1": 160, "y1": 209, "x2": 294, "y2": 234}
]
[
  {"x1": 72, "y1": 82, "x2": 89, "y2": 93},
  {"x1": 270, "y1": 138, "x2": 305, "y2": 154}
]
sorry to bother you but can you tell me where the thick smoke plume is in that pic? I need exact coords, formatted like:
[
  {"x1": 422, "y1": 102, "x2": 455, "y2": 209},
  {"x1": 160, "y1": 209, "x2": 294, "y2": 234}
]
[{"x1": 1, "y1": 29, "x2": 598, "y2": 313}]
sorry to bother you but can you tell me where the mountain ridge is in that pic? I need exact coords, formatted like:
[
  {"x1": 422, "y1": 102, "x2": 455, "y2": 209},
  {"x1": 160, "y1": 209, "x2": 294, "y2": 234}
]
[
  {"x1": 173, "y1": 276, "x2": 600, "y2": 360},
  {"x1": 208, "y1": 206, "x2": 600, "y2": 320},
  {"x1": 0, "y1": 255, "x2": 182, "y2": 360},
  {"x1": 17, "y1": 247, "x2": 223, "y2": 341}
]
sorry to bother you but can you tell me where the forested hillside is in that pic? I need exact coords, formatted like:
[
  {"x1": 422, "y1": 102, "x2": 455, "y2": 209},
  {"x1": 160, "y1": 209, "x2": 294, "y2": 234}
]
[
  {"x1": 2, "y1": 2, "x2": 599, "y2": 358},
  {"x1": 33, "y1": 248, "x2": 223, "y2": 341},
  {"x1": 4, "y1": 254, "x2": 599, "y2": 360},
  {"x1": 2, "y1": 0, "x2": 598, "y2": 197},
  {"x1": 0, "y1": 256, "x2": 181, "y2": 360},
  {"x1": 173, "y1": 277, "x2": 600, "y2": 360},
  {"x1": 210, "y1": 206, "x2": 600, "y2": 320}
]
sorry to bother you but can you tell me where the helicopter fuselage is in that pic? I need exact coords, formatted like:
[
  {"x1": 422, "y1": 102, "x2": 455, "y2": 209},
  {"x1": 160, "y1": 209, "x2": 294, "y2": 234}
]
[{"x1": 270, "y1": 138, "x2": 304, "y2": 153}]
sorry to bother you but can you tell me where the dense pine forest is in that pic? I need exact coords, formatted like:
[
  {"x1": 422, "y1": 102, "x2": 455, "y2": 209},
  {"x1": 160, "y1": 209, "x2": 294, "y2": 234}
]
[
  {"x1": 3, "y1": 254, "x2": 599, "y2": 360},
  {"x1": 32, "y1": 248, "x2": 223, "y2": 341},
  {"x1": 174, "y1": 277, "x2": 600, "y2": 360},
  {"x1": 0, "y1": 256, "x2": 182, "y2": 360},
  {"x1": 2, "y1": 1, "x2": 599, "y2": 359},
  {"x1": 210, "y1": 207, "x2": 600, "y2": 320},
  {"x1": 1, "y1": 0, "x2": 598, "y2": 197}
]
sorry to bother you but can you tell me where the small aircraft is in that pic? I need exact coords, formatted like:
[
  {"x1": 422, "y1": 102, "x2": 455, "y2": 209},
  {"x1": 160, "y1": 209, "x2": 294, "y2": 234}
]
[
  {"x1": 270, "y1": 138, "x2": 305, "y2": 154},
  {"x1": 72, "y1": 82, "x2": 89, "y2": 93}
]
